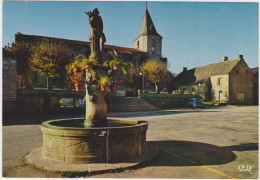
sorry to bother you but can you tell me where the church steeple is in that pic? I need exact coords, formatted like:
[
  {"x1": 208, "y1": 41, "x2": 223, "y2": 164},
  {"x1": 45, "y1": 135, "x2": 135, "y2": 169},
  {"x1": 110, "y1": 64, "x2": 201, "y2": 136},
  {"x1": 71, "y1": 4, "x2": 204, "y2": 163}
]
[
  {"x1": 134, "y1": 5, "x2": 162, "y2": 60},
  {"x1": 136, "y1": 8, "x2": 162, "y2": 39}
]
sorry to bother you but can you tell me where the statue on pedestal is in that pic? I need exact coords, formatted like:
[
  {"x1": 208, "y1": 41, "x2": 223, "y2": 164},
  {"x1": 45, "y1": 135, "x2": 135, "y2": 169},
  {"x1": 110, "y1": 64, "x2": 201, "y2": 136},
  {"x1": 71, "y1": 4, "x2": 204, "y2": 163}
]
[
  {"x1": 84, "y1": 8, "x2": 109, "y2": 127},
  {"x1": 85, "y1": 8, "x2": 106, "y2": 63}
]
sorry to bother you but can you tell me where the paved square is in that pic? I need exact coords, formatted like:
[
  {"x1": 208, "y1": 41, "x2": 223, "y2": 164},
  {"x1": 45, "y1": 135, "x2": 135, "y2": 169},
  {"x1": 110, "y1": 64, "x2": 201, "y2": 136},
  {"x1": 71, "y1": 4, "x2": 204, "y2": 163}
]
[{"x1": 2, "y1": 105, "x2": 258, "y2": 178}]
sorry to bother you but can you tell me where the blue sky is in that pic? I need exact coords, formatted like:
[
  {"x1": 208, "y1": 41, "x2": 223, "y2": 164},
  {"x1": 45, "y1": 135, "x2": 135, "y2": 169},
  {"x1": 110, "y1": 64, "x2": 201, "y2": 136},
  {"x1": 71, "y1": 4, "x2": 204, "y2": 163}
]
[{"x1": 2, "y1": 1, "x2": 259, "y2": 73}]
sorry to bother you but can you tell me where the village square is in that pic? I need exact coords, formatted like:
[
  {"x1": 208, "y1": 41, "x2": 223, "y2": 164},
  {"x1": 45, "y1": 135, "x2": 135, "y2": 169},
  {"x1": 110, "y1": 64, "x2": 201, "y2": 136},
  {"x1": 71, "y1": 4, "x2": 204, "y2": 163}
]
[{"x1": 2, "y1": 1, "x2": 259, "y2": 179}]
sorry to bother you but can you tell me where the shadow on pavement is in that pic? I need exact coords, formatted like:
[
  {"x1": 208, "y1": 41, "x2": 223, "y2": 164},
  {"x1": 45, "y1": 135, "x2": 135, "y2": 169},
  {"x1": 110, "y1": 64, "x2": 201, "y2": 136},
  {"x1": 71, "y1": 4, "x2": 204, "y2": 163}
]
[
  {"x1": 109, "y1": 110, "x2": 220, "y2": 118},
  {"x1": 147, "y1": 140, "x2": 257, "y2": 166},
  {"x1": 3, "y1": 109, "x2": 220, "y2": 126},
  {"x1": 223, "y1": 143, "x2": 258, "y2": 151}
]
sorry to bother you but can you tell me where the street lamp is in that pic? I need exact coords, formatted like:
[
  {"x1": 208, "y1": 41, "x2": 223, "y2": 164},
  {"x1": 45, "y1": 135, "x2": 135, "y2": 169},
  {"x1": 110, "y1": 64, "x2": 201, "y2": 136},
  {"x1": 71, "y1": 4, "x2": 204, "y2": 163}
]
[{"x1": 139, "y1": 71, "x2": 144, "y2": 92}]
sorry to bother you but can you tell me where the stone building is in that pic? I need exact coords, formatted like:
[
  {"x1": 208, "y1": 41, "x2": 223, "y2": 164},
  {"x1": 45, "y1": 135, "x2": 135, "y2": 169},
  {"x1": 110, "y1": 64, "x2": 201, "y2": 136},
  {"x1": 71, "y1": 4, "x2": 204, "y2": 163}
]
[
  {"x1": 15, "y1": 32, "x2": 148, "y2": 88},
  {"x1": 172, "y1": 55, "x2": 254, "y2": 104},
  {"x1": 13, "y1": 6, "x2": 166, "y2": 89},
  {"x1": 251, "y1": 67, "x2": 258, "y2": 105},
  {"x1": 3, "y1": 48, "x2": 17, "y2": 112}
]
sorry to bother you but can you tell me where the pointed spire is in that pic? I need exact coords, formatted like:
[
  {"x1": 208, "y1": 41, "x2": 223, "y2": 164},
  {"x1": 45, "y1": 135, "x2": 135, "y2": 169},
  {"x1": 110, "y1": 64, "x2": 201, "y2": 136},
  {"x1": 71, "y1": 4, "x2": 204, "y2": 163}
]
[{"x1": 136, "y1": 6, "x2": 161, "y2": 39}]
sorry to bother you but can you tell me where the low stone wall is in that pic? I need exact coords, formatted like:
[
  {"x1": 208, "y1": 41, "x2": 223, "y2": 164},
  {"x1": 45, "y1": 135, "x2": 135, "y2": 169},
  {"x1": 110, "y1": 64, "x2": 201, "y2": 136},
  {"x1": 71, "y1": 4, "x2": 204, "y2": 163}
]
[
  {"x1": 17, "y1": 90, "x2": 85, "y2": 113},
  {"x1": 16, "y1": 90, "x2": 131, "y2": 114},
  {"x1": 140, "y1": 93, "x2": 198, "y2": 108}
]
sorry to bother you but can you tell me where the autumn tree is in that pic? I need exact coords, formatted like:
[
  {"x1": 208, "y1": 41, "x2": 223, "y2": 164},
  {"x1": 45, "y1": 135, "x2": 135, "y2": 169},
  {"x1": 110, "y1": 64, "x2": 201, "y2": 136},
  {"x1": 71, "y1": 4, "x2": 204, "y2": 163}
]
[
  {"x1": 29, "y1": 39, "x2": 71, "y2": 90},
  {"x1": 142, "y1": 59, "x2": 171, "y2": 92}
]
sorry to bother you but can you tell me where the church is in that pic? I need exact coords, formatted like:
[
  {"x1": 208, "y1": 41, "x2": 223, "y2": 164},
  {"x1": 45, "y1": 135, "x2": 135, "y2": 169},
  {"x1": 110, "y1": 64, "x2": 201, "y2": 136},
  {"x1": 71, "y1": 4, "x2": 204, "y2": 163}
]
[{"x1": 13, "y1": 6, "x2": 167, "y2": 89}]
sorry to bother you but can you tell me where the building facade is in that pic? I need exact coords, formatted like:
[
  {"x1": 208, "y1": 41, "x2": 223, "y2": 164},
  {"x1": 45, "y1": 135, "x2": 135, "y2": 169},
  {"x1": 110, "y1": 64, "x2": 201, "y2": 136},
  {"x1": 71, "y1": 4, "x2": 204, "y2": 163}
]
[
  {"x1": 251, "y1": 67, "x2": 259, "y2": 105},
  {"x1": 3, "y1": 49, "x2": 17, "y2": 112},
  {"x1": 173, "y1": 55, "x2": 254, "y2": 104}
]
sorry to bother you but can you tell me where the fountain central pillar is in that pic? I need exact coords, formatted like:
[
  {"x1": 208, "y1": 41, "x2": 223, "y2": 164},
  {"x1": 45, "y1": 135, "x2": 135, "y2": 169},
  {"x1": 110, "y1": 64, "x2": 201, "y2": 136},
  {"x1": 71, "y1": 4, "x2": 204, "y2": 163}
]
[{"x1": 85, "y1": 81, "x2": 108, "y2": 126}]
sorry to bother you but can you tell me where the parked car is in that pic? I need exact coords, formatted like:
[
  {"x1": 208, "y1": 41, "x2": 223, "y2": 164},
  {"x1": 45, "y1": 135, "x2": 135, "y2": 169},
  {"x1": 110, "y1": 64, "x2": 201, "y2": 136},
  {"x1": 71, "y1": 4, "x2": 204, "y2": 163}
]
[{"x1": 187, "y1": 98, "x2": 204, "y2": 108}]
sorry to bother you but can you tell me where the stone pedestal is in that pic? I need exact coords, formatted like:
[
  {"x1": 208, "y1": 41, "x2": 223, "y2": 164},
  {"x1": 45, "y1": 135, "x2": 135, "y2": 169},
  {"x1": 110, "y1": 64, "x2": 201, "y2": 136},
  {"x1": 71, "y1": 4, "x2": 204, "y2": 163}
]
[
  {"x1": 84, "y1": 65, "x2": 110, "y2": 126},
  {"x1": 85, "y1": 84, "x2": 108, "y2": 126}
]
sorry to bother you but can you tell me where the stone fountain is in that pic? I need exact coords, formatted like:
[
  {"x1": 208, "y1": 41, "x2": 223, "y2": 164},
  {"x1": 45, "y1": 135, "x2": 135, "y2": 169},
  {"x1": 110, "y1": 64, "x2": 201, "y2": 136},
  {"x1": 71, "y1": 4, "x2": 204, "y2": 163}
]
[{"x1": 25, "y1": 8, "x2": 157, "y2": 175}]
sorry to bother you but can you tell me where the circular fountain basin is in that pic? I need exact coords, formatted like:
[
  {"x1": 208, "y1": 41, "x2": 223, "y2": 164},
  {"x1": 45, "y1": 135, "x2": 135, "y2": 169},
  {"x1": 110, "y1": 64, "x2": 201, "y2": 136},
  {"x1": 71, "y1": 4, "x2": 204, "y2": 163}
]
[{"x1": 41, "y1": 118, "x2": 148, "y2": 164}]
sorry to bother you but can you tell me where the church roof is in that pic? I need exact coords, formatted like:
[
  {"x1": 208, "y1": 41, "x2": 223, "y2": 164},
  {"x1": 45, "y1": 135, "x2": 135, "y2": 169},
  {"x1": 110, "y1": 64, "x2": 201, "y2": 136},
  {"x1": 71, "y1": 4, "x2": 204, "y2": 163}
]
[
  {"x1": 15, "y1": 33, "x2": 146, "y2": 55},
  {"x1": 174, "y1": 59, "x2": 242, "y2": 86},
  {"x1": 136, "y1": 8, "x2": 162, "y2": 40}
]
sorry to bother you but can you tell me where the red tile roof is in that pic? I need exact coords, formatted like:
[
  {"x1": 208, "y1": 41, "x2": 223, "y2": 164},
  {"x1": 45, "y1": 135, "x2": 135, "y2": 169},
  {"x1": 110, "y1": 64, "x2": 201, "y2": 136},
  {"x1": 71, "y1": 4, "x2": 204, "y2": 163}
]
[
  {"x1": 104, "y1": 44, "x2": 145, "y2": 54},
  {"x1": 15, "y1": 33, "x2": 146, "y2": 55}
]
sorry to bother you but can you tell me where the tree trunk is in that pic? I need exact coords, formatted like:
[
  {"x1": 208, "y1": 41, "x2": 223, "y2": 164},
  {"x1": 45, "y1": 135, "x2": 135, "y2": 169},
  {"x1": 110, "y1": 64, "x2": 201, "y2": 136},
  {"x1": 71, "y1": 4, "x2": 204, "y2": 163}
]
[
  {"x1": 155, "y1": 83, "x2": 159, "y2": 93},
  {"x1": 47, "y1": 77, "x2": 53, "y2": 90}
]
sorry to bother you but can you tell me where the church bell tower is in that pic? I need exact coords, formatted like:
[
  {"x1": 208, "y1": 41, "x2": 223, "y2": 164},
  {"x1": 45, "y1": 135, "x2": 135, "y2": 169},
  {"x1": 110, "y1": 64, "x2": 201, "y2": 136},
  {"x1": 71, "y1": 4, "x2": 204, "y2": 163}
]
[{"x1": 134, "y1": 5, "x2": 162, "y2": 60}]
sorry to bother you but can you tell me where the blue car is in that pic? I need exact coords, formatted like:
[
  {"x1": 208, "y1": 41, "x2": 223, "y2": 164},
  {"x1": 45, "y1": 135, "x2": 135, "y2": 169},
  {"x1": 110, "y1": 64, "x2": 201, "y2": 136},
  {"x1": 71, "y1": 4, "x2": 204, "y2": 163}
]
[{"x1": 187, "y1": 98, "x2": 204, "y2": 108}]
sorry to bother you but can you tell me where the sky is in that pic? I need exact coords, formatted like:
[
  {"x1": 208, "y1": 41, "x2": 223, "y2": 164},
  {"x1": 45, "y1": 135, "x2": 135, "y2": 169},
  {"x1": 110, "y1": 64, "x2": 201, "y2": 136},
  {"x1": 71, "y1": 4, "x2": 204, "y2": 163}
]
[{"x1": 2, "y1": 1, "x2": 259, "y2": 73}]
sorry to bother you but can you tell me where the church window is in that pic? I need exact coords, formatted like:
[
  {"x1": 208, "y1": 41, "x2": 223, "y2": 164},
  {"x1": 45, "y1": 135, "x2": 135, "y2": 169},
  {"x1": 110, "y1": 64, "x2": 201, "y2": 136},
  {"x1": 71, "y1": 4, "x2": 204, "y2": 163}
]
[
  {"x1": 137, "y1": 41, "x2": 139, "y2": 49},
  {"x1": 246, "y1": 69, "x2": 248, "y2": 75}
]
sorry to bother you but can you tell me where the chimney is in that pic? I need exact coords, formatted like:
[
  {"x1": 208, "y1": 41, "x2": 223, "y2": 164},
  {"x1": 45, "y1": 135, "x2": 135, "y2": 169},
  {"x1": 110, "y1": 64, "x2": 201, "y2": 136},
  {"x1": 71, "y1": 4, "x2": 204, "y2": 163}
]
[
  {"x1": 238, "y1": 55, "x2": 244, "y2": 60},
  {"x1": 183, "y1": 67, "x2": 187, "y2": 72},
  {"x1": 221, "y1": 56, "x2": 228, "y2": 62}
]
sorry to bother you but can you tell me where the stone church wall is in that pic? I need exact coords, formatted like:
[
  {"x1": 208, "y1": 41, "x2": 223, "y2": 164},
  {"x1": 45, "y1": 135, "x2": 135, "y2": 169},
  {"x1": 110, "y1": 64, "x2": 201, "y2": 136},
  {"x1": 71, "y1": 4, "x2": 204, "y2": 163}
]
[
  {"x1": 147, "y1": 35, "x2": 162, "y2": 59},
  {"x1": 134, "y1": 35, "x2": 147, "y2": 52}
]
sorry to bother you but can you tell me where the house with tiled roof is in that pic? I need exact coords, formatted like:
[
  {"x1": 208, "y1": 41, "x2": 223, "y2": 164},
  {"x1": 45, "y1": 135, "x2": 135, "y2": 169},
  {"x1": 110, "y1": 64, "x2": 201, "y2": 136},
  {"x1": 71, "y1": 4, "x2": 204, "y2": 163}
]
[{"x1": 172, "y1": 55, "x2": 254, "y2": 104}]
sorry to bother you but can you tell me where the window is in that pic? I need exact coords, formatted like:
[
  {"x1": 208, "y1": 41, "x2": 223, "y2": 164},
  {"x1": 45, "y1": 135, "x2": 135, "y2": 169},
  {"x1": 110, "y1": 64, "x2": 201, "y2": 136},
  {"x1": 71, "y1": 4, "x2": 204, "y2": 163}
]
[
  {"x1": 237, "y1": 92, "x2": 245, "y2": 100},
  {"x1": 152, "y1": 39, "x2": 155, "y2": 47},
  {"x1": 236, "y1": 70, "x2": 239, "y2": 74},
  {"x1": 246, "y1": 69, "x2": 248, "y2": 75},
  {"x1": 217, "y1": 78, "x2": 221, "y2": 85},
  {"x1": 137, "y1": 41, "x2": 139, "y2": 49}
]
